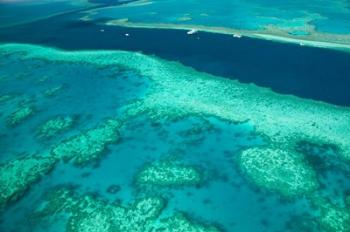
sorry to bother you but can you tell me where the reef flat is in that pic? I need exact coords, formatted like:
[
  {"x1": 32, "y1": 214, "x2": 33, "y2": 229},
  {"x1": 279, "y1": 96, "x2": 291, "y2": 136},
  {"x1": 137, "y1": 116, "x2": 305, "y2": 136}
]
[
  {"x1": 82, "y1": 0, "x2": 350, "y2": 52},
  {"x1": 239, "y1": 147, "x2": 319, "y2": 197},
  {"x1": 1, "y1": 43, "x2": 350, "y2": 231},
  {"x1": 118, "y1": 49, "x2": 350, "y2": 164}
]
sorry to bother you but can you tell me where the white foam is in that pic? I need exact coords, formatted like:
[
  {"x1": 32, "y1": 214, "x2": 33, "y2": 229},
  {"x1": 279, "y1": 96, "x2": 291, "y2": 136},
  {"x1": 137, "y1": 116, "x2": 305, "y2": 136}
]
[
  {"x1": 233, "y1": 33, "x2": 242, "y2": 38},
  {"x1": 187, "y1": 29, "x2": 198, "y2": 35}
]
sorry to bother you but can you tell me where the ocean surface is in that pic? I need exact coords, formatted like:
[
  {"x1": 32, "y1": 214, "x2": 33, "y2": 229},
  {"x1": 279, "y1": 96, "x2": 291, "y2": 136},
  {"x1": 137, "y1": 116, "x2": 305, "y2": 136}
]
[
  {"x1": 85, "y1": 0, "x2": 350, "y2": 33},
  {"x1": 1, "y1": 11, "x2": 350, "y2": 106},
  {"x1": 1, "y1": 1, "x2": 350, "y2": 232},
  {"x1": 81, "y1": 0, "x2": 350, "y2": 48}
]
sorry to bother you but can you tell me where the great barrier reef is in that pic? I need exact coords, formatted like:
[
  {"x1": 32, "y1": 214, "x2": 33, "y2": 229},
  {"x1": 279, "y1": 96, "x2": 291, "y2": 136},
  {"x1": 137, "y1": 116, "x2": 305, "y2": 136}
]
[{"x1": 1, "y1": 1, "x2": 350, "y2": 232}]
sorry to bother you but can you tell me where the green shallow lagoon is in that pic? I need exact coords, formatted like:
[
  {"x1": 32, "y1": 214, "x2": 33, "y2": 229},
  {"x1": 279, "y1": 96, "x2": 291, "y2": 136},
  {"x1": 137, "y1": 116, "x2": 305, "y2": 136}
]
[{"x1": 0, "y1": 43, "x2": 350, "y2": 232}]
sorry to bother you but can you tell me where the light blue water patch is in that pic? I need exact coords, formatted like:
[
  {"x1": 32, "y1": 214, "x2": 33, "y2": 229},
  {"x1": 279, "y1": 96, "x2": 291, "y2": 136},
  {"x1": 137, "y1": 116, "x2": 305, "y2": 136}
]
[
  {"x1": 270, "y1": 0, "x2": 350, "y2": 34},
  {"x1": 314, "y1": 18, "x2": 350, "y2": 34},
  {"x1": 85, "y1": 0, "x2": 350, "y2": 35},
  {"x1": 0, "y1": 51, "x2": 148, "y2": 162},
  {"x1": 0, "y1": 0, "x2": 93, "y2": 28}
]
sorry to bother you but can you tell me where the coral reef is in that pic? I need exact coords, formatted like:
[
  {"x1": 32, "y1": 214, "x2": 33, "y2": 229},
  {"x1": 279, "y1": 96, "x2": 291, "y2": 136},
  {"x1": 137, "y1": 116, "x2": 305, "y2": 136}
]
[
  {"x1": 153, "y1": 213, "x2": 221, "y2": 232},
  {"x1": 7, "y1": 104, "x2": 34, "y2": 126},
  {"x1": 66, "y1": 196, "x2": 165, "y2": 232},
  {"x1": 0, "y1": 154, "x2": 56, "y2": 207},
  {"x1": 34, "y1": 188, "x2": 220, "y2": 232},
  {"x1": 51, "y1": 119, "x2": 122, "y2": 165},
  {"x1": 0, "y1": 118, "x2": 122, "y2": 206},
  {"x1": 37, "y1": 116, "x2": 74, "y2": 139},
  {"x1": 239, "y1": 147, "x2": 319, "y2": 197},
  {"x1": 1, "y1": 45, "x2": 350, "y2": 227},
  {"x1": 44, "y1": 84, "x2": 64, "y2": 97},
  {"x1": 137, "y1": 160, "x2": 202, "y2": 186},
  {"x1": 311, "y1": 196, "x2": 350, "y2": 232}
]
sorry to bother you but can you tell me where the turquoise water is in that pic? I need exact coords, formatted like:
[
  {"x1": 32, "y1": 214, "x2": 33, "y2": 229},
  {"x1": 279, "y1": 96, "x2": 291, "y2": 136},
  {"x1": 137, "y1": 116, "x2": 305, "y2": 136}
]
[
  {"x1": 84, "y1": 0, "x2": 350, "y2": 35},
  {"x1": 1, "y1": 44, "x2": 350, "y2": 232},
  {"x1": 0, "y1": 0, "x2": 94, "y2": 28},
  {"x1": 0, "y1": 50, "x2": 283, "y2": 232},
  {"x1": 1, "y1": 1, "x2": 350, "y2": 232},
  {"x1": 1, "y1": 60, "x2": 145, "y2": 159}
]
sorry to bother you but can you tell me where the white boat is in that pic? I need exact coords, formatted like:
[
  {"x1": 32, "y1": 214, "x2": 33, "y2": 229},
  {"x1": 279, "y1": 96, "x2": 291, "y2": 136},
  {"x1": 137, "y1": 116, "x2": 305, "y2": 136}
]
[
  {"x1": 233, "y1": 33, "x2": 242, "y2": 38},
  {"x1": 187, "y1": 29, "x2": 198, "y2": 35},
  {"x1": 125, "y1": 33, "x2": 130, "y2": 37}
]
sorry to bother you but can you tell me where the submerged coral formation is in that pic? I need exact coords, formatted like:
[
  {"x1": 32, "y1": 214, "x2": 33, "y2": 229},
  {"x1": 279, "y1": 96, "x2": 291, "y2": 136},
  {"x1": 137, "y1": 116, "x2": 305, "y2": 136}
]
[
  {"x1": 1, "y1": 43, "x2": 349, "y2": 191},
  {"x1": 34, "y1": 188, "x2": 219, "y2": 232},
  {"x1": 51, "y1": 119, "x2": 122, "y2": 165},
  {"x1": 1, "y1": 116, "x2": 123, "y2": 207},
  {"x1": 7, "y1": 104, "x2": 34, "y2": 126},
  {"x1": 65, "y1": 196, "x2": 164, "y2": 232},
  {"x1": 0, "y1": 94, "x2": 12, "y2": 104},
  {"x1": 0, "y1": 117, "x2": 122, "y2": 206},
  {"x1": 239, "y1": 147, "x2": 319, "y2": 197},
  {"x1": 44, "y1": 84, "x2": 64, "y2": 97},
  {"x1": 0, "y1": 154, "x2": 56, "y2": 207},
  {"x1": 311, "y1": 196, "x2": 350, "y2": 232},
  {"x1": 37, "y1": 116, "x2": 74, "y2": 138},
  {"x1": 154, "y1": 213, "x2": 221, "y2": 232},
  {"x1": 137, "y1": 160, "x2": 202, "y2": 186},
  {"x1": 1, "y1": 43, "x2": 350, "y2": 231}
]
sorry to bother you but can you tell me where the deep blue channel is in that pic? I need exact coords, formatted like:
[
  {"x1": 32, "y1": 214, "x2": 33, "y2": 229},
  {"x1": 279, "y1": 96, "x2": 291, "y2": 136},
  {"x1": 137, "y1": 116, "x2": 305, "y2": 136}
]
[{"x1": 1, "y1": 12, "x2": 350, "y2": 106}]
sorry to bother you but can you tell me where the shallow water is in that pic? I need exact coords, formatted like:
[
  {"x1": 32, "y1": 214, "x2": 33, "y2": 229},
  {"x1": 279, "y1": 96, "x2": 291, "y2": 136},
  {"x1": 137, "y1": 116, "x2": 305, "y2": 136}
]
[
  {"x1": 1, "y1": 2, "x2": 350, "y2": 232},
  {"x1": 0, "y1": 0, "x2": 94, "y2": 28},
  {"x1": 84, "y1": 0, "x2": 350, "y2": 36},
  {"x1": 0, "y1": 43, "x2": 349, "y2": 232}
]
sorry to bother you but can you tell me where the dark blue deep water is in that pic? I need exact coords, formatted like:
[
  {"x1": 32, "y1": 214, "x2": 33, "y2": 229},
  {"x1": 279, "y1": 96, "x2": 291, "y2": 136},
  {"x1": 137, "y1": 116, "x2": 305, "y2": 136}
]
[{"x1": 0, "y1": 12, "x2": 350, "y2": 106}]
